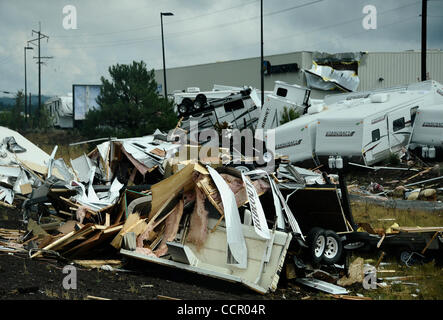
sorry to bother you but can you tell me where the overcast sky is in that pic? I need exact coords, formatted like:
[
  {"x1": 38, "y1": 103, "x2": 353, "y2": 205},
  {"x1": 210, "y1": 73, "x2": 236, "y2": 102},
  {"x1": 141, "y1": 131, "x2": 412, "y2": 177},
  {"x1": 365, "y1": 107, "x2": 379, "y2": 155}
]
[{"x1": 0, "y1": 0, "x2": 442, "y2": 96}]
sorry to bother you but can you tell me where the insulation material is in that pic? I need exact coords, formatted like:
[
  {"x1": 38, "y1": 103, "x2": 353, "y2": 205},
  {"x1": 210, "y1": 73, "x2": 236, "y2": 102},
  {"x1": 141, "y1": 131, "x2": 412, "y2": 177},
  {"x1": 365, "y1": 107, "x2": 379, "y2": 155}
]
[
  {"x1": 154, "y1": 199, "x2": 184, "y2": 257},
  {"x1": 186, "y1": 186, "x2": 209, "y2": 250},
  {"x1": 76, "y1": 206, "x2": 90, "y2": 224},
  {"x1": 209, "y1": 174, "x2": 270, "y2": 209}
]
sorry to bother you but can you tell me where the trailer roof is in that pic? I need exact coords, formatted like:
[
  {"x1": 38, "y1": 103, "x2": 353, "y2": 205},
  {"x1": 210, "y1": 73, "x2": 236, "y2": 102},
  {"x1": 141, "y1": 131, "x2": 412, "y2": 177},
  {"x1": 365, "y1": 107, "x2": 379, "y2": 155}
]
[{"x1": 318, "y1": 91, "x2": 431, "y2": 121}]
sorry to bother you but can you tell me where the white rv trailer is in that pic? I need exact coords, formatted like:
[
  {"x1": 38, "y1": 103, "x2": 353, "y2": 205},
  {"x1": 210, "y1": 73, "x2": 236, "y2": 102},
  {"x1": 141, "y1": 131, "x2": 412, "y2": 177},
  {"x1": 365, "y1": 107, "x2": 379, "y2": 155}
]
[
  {"x1": 410, "y1": 104, "x2": 443, "y2": 148},
  {"x1": 256, "y1": 81, "x2": 312, "y2": 132},
  {"x1": 44, "y1": 95, "x2": 73, "y2": 128},
  {"x1": 315, "y1": 86, "x2": 443, "y2": 165},
  {"x1": 270, "y1": 95, "x2": 370, "y2": 163},
  {"x1": 179, "y1": 89, "x2": 261, "y2": 136},
  {"x1": 174, "y1": 85, "x2": 248, "y2": 117},
  {"x1": 270, "y1": 80, "x2": 443, "y2": 165}
]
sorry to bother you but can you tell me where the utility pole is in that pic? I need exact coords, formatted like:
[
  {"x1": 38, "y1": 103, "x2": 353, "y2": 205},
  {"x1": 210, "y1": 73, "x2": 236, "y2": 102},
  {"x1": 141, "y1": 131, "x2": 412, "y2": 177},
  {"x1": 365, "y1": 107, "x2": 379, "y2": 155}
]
[
  {"x1": 421, "y1": 0, "x2": 427, "y2": 81},
  {"x1": 27, "y1": 22, "x2": 52, "y2": 119},
  {"x1": 29, "y1": 92, "x2": 31, "y2": 120},
  {"x1": 260, "y1": 0, "x2": 264, "y2": 107},
  {"x1": 24, "y1": 46, "x2": 33, "y2": 127}
]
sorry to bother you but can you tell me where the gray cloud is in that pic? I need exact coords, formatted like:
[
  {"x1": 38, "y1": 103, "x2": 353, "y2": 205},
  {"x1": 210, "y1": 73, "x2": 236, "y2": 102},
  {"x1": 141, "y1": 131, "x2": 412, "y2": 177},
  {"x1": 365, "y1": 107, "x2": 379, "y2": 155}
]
[{"x1": 0, "y1": 0, "x2": 442, "y2": 96}]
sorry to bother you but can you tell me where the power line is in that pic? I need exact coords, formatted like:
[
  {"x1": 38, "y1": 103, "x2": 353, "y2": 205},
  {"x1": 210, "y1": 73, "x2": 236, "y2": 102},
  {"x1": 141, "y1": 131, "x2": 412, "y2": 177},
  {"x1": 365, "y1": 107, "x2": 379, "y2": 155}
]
[
  {"x1": 51, "y1": 0, "x2": 260, "y2": 39},
  {"x1": 49, "y1": 0, "x2": 328, "y2": 50},
  {"x1": 159, "y1": 1, "x2": 422, "y2": 63},
  {"x1": 28, "y1": 22, "x2": 52, "y2": 116}
]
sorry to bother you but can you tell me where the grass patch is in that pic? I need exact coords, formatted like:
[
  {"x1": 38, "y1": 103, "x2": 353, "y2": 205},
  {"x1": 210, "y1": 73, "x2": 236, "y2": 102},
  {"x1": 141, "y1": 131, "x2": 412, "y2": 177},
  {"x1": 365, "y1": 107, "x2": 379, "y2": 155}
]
[{"x1": 351, "y1": 201, "x2": 443, "y2": 230}]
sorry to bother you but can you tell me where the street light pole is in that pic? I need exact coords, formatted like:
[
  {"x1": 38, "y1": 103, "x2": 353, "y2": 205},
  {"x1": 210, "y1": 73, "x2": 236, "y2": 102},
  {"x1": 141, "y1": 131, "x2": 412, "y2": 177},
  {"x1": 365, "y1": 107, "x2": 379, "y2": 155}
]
[
  {"x1": 421, "y1": 0, "x2": 427, "y2": 81},
  {"x1": 160, "y1": 12, "x2": 174, "y2": 100},
  {"x1": 24, "y1": 46, "x2": 33, "y2": 126}
]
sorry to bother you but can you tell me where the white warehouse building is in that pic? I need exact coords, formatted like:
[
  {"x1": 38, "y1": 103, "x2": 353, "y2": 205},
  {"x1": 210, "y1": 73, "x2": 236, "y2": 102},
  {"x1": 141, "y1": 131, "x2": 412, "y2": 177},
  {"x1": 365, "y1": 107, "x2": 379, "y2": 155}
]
[{"x1": 155, "y1": 50, "x2": 443, "y2": 99}]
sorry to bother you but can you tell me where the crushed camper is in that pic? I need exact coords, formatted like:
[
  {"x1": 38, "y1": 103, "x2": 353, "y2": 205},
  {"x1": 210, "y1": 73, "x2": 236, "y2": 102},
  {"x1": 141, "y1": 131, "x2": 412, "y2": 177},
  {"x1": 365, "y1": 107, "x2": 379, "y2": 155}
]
[{"x1": 0, "y1": 121, "x2": 441, "y2": 299}]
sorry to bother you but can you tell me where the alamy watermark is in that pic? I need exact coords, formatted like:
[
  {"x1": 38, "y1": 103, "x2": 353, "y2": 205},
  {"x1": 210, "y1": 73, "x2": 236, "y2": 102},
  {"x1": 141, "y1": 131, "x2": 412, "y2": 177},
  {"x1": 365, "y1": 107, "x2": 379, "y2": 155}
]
[
  {"x1": 362, "y1": 265, "x2": 377, "y2": 290},
  {"x1": 63, "y1": 5, "x2": 78, "y2": 30},
  {"x1": 362, "y1": 5, "x2": 377, "y2": 30},
  {"x1": 168, "y1": 121, "x2": 276, "y2": 172},
  {"x1": 62, "y1": 265, "x2": 77, "y2": 290}
]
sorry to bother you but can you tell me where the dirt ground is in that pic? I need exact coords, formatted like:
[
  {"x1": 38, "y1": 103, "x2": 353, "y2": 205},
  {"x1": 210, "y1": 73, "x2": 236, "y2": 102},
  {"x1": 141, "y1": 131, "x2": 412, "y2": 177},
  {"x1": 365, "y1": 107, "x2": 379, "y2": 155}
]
[{"x1": 0, "y1": 206, "x2": 306, "y2": 301}]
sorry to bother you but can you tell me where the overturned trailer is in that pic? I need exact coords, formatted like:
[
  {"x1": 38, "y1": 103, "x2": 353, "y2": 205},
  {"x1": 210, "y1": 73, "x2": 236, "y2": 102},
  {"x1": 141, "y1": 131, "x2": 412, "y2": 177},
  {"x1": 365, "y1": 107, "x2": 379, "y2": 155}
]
[{"x1": 269, "y1": 80, "x2": 443, "y2": 166}]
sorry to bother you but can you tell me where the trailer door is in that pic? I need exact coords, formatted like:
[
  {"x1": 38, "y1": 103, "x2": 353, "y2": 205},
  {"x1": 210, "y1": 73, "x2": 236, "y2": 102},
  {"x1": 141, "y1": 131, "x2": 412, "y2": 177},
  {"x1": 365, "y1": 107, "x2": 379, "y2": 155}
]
[
  {"x1": 363, "y1": 117, "x2": 389, "y2": 165},
  {"x1": 387, "y1": 108, "x2": 411, "y2": 152}
]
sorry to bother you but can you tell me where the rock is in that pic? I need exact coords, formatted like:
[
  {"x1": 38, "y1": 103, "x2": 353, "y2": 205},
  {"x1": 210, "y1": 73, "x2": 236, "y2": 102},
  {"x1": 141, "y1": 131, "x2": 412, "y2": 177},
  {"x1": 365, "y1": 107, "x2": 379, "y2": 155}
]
[{"x1": 393, "y1": 186, "x2": 406, "y2": 199}]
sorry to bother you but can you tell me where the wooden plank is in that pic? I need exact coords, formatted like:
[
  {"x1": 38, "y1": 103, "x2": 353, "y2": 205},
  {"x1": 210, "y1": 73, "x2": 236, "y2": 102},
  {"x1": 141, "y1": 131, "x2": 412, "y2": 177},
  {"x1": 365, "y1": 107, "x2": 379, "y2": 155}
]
[
  {"x1": 157, "y1": 295, "x2": 182, "y2": 301},
  {"x1": 421, "y1": 231, "x2": 441, "y2": 255},
  {"x1": 27, "y1": 218, "x2": 49, "y2": 238},
  {"x1": 401, "y1": 167, "x2": 432, "y2": 183},
  {"x1": 86, "y1": 295, "x2": 111, "y2": 300},
  {"x1": 30, "y1": 231, "x2": 76, "y2": 258},
  {"x1": 392, "y1": 226, "x2": 443, "y2": 233},
  {"x1": 330, "y1": 294, "x2": 372, "y2": 301}
]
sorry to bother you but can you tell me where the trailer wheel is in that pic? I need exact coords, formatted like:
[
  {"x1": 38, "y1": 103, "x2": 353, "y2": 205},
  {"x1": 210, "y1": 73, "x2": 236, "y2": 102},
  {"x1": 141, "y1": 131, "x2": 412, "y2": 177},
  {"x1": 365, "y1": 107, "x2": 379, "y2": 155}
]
[
  {"x1": 178, "y1": 98, "x2": 193, "y2": 116},
  {"x1": 194, "y1": 94, "x2": 207, "y2": 110},
  {"x1": 322, "y1": 230, "x2": 343, "y2": 265},
  {"x1": 306, "y1": 227, "x2": 326, "y2": 264}
]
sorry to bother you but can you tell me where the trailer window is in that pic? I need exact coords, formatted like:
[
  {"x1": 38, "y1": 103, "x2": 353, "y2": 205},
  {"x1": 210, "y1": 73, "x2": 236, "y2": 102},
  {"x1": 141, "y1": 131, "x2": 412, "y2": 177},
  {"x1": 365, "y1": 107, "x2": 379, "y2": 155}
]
[
  {"x1": 393, "y1": 117, "x2": 405, "y2": 132},
  {"x1": 372, "y1": 129, "x2": 380, "y2": 142},
  {"x1": 224, "y1": 99, "x2": 244, "y2": 113},
  {"x1": 276, "y1": 87, "x2": 288, "y2": 97}
]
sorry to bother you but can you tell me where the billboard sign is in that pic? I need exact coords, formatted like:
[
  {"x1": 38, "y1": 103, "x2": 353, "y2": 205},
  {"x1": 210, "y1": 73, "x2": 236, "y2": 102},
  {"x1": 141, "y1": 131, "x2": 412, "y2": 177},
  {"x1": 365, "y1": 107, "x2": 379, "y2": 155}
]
[{"x1": 73, "y1": 84, "x2": 101, "y2": 120}]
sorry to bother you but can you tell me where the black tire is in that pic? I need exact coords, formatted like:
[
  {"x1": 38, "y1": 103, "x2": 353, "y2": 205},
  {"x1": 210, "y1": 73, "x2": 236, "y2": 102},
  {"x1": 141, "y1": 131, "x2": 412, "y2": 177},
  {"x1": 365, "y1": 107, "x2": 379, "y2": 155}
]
[
  {"x1": 306, "y1": 227, "x2": 326, "y2": 264},
  {"x1": 322, "y1": 230, "x2": 343, "y2": 265},
  {"x1": 194, "y1": 94, "x2": 207, "y2": 110},
  {"x1": 397, "y1": 246, "x2": 413, "y2": 266},
  {"x1": 178, "y1": 98, "x2": 193, "y2": 116}
]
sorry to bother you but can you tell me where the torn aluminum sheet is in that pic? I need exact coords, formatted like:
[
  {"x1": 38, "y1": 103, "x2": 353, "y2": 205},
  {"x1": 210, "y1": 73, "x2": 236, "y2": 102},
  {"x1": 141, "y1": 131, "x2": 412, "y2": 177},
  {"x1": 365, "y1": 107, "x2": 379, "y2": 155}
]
[
  {"x1": 244, "y1": 169, "x2": 304, "y2": 239},
  {"x1": 70, "y1": 154, "x2": 94, "y2": 183},
  {"x1": 296, "y1": 278, "x2": 349, "y2": 295},
  {"x1": 0, "y1": 166, "x2": 22, "y2": 178},
  {"x1": 12, "y1": 169, "x2": 30, "y2": 194},
  {"x1": 120, "y1": 217, "x2": 293, "y2": 294},
  {"x1": 0, "y1": 126, "x2": 50, "y2": 168},
  {"x1": 46, "y1": 146, "x2": 58, "y2": 179},
  {"x1": 278, "y1": 165, "x2": 325, "y2": 185},
  {"x1": 241, "y1": 172, "x2": 270, "y2": 240},
  {"x1": 304, "y1": 62, "x2": 360, "y2": 92},
  {"x1": 207, "y1": 165, "x2": 247, "y2": 269},
  {"x1": 0, "y1": 186, "x2": 14, "y2": 204},
  {"x1": 68, "y1": 169, "x2": 124, "y2": 211},
  {"x1": 52, "y1": 159, "x2": 75, "y2": 183},
  {"x1": 3, "y1": 136, "x2": 26, "y2": 153}
]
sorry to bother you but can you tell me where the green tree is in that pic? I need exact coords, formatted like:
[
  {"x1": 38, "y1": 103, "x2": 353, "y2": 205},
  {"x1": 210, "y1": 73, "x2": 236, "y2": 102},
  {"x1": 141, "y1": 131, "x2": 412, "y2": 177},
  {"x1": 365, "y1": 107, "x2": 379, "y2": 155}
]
[
  {"x1": 81, "y1": 61, "x2": 177, "y2": 138},
  {"x1": 280, "y1": 106, "x2": 300, "y2": 125}
]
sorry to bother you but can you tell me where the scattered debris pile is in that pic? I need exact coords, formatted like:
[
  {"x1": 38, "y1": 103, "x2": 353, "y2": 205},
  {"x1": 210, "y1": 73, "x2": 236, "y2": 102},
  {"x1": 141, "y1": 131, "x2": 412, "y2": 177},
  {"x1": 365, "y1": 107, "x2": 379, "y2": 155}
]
[{"x1": 0, "y1": 125, "x2": 442, "y2": 297}]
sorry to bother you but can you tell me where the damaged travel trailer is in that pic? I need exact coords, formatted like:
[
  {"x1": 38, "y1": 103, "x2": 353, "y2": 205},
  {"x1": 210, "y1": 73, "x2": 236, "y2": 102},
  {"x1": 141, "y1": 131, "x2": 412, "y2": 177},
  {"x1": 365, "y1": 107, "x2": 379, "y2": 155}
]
[
  {"x1": 256, "y1": 81, "x2": 313, "y2": 132},
  {"x1": 178, "y1": 88, "x2": 261, "y2": 134},
  {"x1": 315, "y1": 83, "x2": 443, "y2": 165},
  {"x1": 270, "y1": 80, "x2": 443, "y2": 166},
  {"x1": 174, "y1": 85, "x2": 246, "y2": 117},
  {"x1": 44, "y1": 95, "x2": 74, "y2": 128},
  {"x1": 410, "y1": 104, "x2": 443, "y2": 152}
]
